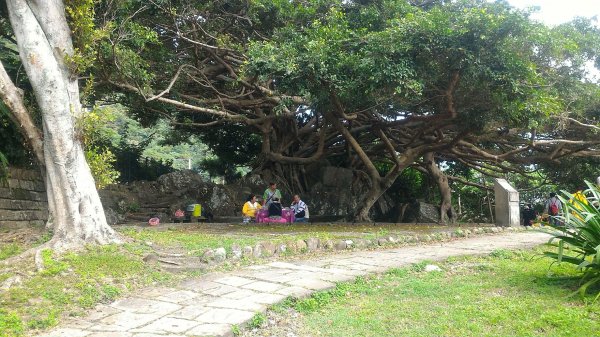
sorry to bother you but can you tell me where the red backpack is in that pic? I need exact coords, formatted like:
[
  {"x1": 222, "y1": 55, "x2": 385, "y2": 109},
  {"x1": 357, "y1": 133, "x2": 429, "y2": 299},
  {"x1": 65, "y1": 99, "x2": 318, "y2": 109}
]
[{"x1": 549, "y1": 199, "x2": 559, "y2": 216}]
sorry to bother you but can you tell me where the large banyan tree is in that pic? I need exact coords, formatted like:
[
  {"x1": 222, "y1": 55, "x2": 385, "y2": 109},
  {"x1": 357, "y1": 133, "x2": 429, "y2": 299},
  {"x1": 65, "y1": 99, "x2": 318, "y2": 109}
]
[
  {"x1": 92, "y1": 0, "x2": 600, "y2": 221},
  {"x1": 3, "y1": 0, "x2": 599, "y2": 240}
]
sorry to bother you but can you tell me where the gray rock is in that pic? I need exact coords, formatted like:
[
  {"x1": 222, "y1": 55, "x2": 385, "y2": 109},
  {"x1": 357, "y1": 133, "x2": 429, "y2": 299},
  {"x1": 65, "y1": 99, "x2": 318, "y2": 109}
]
[
  {"x1": 378, "y1": 238, "x2": 389, "y2": 246},
  {"x1": 275, "y1": 243, "x2": 287, "y2": 255},
  {"x1": 285, "y1": 241, "x2": 298, "y2": 253},
  {"x1": 242, "y1": 245, "x2": 253, "y2": 258},
  {"x1": 334, "y1": 240, "x2": 347, "y2": 250},
  {"x1": 424, "y1": 264, "x2": 442, "y2": 272},
  {"x1": 253, "y1": 243, "x2": 263, "y2": 258},
  {"x1": 401, "y1": 201, "x2": 441, "y2": 223},
  {"x1": 321, "y1": 240, "x2": 335, "y2": 250},
  {"x1": 157, "y1": 170, "x2": 204, "y2": 193},
  {"x1": 142, "y1": 253, "x2": 159, "y2": 263},
  {"x1": 260, "y1": 241, "x2": 276, "y2": 257},
  {"x1": 201, "y1": 249, "x2": 215, "y2": 263},
  {"x1": 214, "y1": 247, "x2": 227, "y2": 262},
  {"x1": 296, "y1": 240, "x2": 308, "y2": 252},
  {"x1": 354, "y1": 239, "x2": 370, "y2": 249},
  {"x1": 104, "y1": 207, "x2": 124, "y2": 225},
  {"x1": 231, "y1": 244, "x2": 242, "y2": 259},
  {"x1": 305, "y1": 238, "x2": 320, "y2": 251},
  {"x1": 1, "y1": 275, "x2": 22, "y2": 290}
]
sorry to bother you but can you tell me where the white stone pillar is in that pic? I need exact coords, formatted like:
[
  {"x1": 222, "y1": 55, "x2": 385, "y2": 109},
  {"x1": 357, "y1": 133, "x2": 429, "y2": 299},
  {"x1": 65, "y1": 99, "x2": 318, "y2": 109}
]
[{"x1": 494, "y1": 178, "x2": 520, "y2": 227}]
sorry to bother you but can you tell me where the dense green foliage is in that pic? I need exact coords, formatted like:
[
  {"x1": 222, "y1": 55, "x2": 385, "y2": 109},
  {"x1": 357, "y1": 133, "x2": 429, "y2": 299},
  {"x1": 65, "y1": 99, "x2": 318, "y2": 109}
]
[
  {"x1": 80, "y1": 0, "x2": 600, "y2": 217},
  {"x1": 544, "y1": 181, "x2": 600, "y2": 299},
  {"x1": 0, "y1": 243, "x2": 173, "y2": 336},
  {"x1": 78, "y1": 105, "x2": 223, "y2": 182}
]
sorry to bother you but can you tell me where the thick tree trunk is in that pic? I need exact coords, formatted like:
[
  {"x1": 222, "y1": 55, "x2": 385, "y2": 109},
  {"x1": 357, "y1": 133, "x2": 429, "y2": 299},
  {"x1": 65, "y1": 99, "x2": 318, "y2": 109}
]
[
  {"x1": 7, "y1": 0, "x2": 120, "y2": 249},
  {"x1": 327, "y1": 107, "x2": 423, "y2": 222},
  {"x1": 424, "y1": 152, "x2": 456, "y2": 224},
  {"x1": 354, "y1": 182, "x2": 383, "y2": 222}
]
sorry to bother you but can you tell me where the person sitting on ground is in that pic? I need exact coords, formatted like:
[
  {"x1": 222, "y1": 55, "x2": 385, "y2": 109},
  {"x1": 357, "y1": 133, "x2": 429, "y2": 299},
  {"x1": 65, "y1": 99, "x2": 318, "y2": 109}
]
[
  {"x1": 242, "y1": 194, "x2": 261, "y2": 223},
  {"x1": 262, "y1": 182, "x2": 282, "y2": 208},
  {"x1": 268, "y1": 197, "x2": 283, "y2": 218},
  {"x1": 291, "y1": 194, "x2": 308, "y2": 223},
  {"x1": 173, "y1": 208, "x2": 185, "y2": 223}
]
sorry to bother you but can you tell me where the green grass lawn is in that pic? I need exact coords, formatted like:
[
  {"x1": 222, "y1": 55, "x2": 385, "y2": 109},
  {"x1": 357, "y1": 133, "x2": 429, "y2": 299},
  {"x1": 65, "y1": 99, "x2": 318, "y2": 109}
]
[
  {"x1": 0, "y1": 244, "x2": 175, "y2": 336},
  {"x1": 283, "y1": 248, "x2": 600, "y2": 337},
  {"x1": 2, "y1": 226, "x2": 594, "y2": 337}
]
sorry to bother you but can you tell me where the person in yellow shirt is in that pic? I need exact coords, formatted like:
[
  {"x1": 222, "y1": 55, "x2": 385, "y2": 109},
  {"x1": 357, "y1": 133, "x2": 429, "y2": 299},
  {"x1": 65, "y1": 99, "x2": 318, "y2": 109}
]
[
  {"x1": 570, "y1": 186, "x2": 588, "y2": 220},
  {"x1": 242, "y1": 194, "x2": 261, "y2": 223}
]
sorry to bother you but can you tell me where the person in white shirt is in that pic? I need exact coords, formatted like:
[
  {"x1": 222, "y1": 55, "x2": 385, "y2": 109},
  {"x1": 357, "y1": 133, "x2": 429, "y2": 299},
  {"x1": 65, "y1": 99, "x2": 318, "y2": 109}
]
[{"x1": 291, "y1": 194, "x2": 309, "y2": 223}]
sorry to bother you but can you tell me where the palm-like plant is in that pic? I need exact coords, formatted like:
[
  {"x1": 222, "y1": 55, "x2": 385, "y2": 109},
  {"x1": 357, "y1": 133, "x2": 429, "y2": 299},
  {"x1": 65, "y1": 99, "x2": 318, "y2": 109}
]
[{"x1": 543, "y1": 180, "x2": 600, "y2": 299}]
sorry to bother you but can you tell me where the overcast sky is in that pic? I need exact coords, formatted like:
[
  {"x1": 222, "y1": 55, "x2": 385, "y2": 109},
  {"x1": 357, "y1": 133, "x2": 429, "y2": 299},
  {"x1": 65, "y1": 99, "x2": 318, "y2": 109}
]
[{"x1": 506, "y1": 0, "x2": 600, "y2": 26}]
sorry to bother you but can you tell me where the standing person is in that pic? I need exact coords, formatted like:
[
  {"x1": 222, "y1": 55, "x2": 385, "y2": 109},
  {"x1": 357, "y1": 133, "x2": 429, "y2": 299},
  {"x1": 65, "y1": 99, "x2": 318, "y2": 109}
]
[
  {"x1": 545, "y1": 192, "x2": 562, "y2": 225},
  {"x1": 521, "y1": 203, "x2": 536, "y2": 227},
  {"x1": 262, "y1": 182, "x2": 282, "y2": 208},
  {"x1": 242, "y1": 194, "x2": 261, "y2": 223},
  {"x1": 570, "y1": 186, "x2": 588, "y2": 220},
  {"x1": 291, "y1": 194, "x2": 309, "y2": 223}
]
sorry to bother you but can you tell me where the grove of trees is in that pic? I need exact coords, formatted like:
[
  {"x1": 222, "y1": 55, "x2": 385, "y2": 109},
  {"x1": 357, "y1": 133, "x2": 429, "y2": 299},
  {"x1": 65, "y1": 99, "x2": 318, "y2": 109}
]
[{"x1": 1, "y1": 0, "x2": 600, "y2": 247}]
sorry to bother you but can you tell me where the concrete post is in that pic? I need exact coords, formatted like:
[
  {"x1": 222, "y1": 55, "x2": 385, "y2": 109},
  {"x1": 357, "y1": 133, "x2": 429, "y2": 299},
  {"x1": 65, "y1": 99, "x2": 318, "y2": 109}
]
[{"x1": 494, "y1": 178, "x2": 520, "y2": 227}]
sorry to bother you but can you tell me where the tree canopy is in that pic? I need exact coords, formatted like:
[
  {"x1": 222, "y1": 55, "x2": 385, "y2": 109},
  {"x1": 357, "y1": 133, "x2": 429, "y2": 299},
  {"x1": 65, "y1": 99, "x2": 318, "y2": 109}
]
[
  {"x1": 2, "y1": 0, "x2": 600, "y2": 224},
  {"x1": 83, "y1": 0, "x2": 600, "y2": 219}
]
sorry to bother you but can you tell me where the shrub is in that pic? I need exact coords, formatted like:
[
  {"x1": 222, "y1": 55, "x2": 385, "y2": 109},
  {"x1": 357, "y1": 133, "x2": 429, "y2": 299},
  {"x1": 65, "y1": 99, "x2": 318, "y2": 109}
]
[{"x1": 543, "y1": 180, "x2": 600, "y2": 299}]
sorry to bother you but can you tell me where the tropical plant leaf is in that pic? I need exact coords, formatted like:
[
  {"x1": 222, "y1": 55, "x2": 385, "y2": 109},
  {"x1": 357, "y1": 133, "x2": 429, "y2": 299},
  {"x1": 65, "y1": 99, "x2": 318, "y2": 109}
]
[{"x1": 544, "y1": 181, "x2": 600, "y2": 298}]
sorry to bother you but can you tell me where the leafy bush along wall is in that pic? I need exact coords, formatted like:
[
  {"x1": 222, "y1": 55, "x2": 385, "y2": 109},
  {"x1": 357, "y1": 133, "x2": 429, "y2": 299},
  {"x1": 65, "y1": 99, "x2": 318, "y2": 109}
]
[{"x1": 0, "y1": 167, "x2": 48, "y2": 229}]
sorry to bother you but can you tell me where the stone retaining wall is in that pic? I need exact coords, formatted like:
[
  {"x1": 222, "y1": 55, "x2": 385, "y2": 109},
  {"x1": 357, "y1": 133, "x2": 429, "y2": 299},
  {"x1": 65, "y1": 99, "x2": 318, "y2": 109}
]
[
  {"x1": 0, "y1": 167, "x2": 48, "y2": 230},
  {"x1": 203, "y1": 226, "x2": 523, "y2": 262},
  {"x1": 148, "y1": 225, "x2": 530, "y2": 273}
]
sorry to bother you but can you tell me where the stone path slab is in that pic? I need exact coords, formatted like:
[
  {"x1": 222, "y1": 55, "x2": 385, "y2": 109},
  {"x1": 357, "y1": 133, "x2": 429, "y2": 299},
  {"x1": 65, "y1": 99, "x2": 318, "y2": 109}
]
[{"x1": 38, "y1": 231, "x2": 549, "y2": 337}]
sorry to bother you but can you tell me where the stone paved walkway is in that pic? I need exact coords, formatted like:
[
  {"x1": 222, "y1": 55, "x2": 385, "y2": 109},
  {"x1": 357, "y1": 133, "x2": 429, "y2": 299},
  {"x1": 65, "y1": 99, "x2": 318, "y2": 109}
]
[{"x1": 39, "y1": 231, "x2": 549, "y2": 337}]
